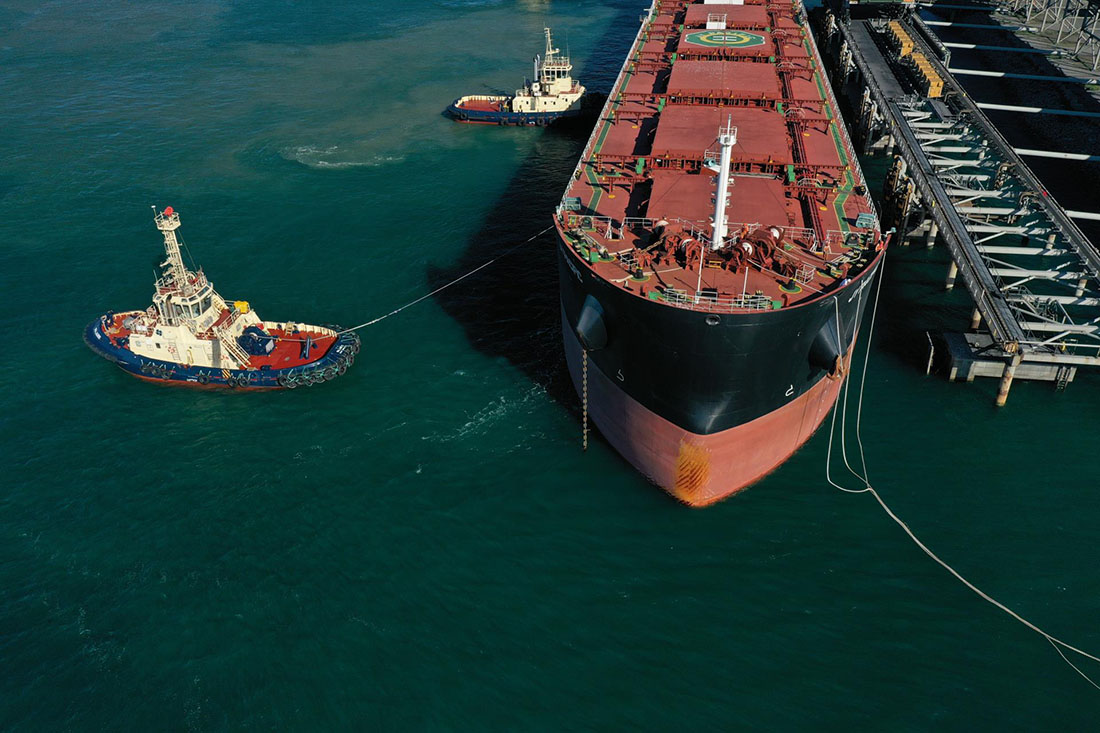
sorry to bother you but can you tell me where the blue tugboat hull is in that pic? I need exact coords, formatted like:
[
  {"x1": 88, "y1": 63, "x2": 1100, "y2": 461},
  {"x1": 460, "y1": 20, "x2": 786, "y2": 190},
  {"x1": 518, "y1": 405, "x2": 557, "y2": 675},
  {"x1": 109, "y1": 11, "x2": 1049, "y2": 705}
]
[
  {"x1": 83, "y1": 316, "x2": 360, "y2": 390},
  {"x1": 444, "y1": 100, "x2": 584, "y2": 126}
]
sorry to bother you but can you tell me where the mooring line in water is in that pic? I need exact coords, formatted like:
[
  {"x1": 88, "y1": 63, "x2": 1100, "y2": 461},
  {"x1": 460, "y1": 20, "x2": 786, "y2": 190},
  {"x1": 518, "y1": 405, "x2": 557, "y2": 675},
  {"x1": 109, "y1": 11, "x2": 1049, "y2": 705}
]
[
  {"x1": 274, "y1": 224, "x2": 556, "y2": 344},
  {"x1": 335, "y1": 224, "x2": 556, "y2": 334},
  {"x1": 826, "y1": 254, "x2": 1100, "y2": 690}
]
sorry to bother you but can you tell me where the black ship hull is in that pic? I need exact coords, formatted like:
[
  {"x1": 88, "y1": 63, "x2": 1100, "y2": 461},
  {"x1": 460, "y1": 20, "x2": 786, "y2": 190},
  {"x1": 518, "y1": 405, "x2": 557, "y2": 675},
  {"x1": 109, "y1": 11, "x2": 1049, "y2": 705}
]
[{"x1": 557, "y1": 237, "x2": 883, "y2": 504}]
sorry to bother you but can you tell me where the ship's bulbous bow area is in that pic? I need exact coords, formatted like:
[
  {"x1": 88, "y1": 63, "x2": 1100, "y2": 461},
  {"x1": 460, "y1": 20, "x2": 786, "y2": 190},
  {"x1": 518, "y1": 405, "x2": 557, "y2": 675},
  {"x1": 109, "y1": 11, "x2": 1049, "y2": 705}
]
[{"x1": 565, "y1": 323, "x2": 847, "y2": 506}]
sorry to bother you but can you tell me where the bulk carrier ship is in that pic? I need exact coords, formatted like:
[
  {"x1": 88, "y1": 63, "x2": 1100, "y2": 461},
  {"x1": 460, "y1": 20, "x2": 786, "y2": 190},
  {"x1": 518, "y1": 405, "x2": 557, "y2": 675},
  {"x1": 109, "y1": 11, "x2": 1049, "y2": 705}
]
[{"x1": 555, "y1": 0, "x2": 887, "y2": 505}]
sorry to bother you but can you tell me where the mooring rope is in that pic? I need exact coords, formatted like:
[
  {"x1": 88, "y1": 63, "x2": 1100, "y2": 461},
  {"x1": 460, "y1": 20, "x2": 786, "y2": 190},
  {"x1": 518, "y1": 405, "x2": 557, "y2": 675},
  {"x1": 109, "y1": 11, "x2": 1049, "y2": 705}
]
[
  {"x1": 272, "y1": 224, "x2": 556, "y2": 343},
  {"x1": 335, "y1": 224, "x2": 556, "y2": 334},
  {"x1": 825, "y1": 252, "x2": 1100, "y2": 689}
]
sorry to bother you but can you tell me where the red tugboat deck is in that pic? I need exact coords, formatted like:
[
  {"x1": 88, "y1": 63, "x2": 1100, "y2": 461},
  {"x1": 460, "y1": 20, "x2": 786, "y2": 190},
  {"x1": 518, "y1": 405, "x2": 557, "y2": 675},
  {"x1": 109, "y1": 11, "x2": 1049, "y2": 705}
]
[
  {"x1": 556, "y1": 0, "x2": 882, "y2": 311},
  {"x1": 453, "y1": 97, "x2": 508, "y2": 114}
]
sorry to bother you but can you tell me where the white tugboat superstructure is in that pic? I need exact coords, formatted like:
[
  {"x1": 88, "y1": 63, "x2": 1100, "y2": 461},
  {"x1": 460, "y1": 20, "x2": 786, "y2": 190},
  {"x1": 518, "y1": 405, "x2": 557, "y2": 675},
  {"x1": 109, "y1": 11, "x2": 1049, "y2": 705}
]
[{"x1": 446, "y1": 28, "x2": 587, "y2": 125}]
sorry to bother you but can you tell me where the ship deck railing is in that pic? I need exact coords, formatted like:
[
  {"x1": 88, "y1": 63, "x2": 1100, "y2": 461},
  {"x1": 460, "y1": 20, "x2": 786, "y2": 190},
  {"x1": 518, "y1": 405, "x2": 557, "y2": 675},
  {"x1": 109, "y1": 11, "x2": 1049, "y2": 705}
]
[
  {"x1": 803, "y1": 13, "x2": 880, "y2": 224},
  {"x1": 558, "y1": 0, "x2": 657, "y2": 210},
  {"x1": 657, "y1": 290, "x2": 776, "y2": 313},
  {"x1": 564, "y1": 210, "x2": 851, "y2": 274}
]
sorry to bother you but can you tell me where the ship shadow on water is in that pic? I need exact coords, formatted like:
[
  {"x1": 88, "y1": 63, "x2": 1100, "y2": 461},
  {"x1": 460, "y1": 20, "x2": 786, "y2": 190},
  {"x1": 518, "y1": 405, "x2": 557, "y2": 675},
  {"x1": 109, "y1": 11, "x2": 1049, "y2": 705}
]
[
  {"x1": 427, "y1": 7, "x2": 638, "y2": 412},
  {"x1": 426, "y1": 122, "x2": 588, "y2": 409}
]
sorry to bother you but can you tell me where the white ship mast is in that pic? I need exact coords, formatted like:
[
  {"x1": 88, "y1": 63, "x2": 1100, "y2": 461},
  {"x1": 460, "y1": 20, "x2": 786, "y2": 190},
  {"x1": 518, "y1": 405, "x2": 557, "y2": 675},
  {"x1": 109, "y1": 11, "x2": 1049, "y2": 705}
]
[
  {"x1": 544, "y1": 27, "x2": 559, "y2": 62},
  {"x1": 710, "y1": 117, "x2": 738, "y2": 250}
]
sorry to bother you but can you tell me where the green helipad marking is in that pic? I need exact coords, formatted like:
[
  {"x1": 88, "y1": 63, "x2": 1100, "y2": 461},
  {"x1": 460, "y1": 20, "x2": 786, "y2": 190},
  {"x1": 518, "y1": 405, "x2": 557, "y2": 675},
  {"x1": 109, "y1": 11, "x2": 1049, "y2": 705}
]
[{"x1": 684, "y1": 30, "x2": 765, "y2": 48}]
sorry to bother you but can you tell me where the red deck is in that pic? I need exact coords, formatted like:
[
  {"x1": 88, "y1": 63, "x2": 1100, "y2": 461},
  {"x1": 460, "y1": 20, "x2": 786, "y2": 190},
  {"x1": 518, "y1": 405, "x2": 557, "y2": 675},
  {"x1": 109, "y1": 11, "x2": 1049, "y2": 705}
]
[
  {"x1": 556, "y1": 0, "x2": 883, "y2": 311},
  {"x1": 683, "y1": 3, "x2": 769, "y2": 27},
  {"x1": 667, "y1": 60, "x2": 782, "y2": 99},
  {"x1": 454, "y1": 97, "x2": 508, "y2": 113}
]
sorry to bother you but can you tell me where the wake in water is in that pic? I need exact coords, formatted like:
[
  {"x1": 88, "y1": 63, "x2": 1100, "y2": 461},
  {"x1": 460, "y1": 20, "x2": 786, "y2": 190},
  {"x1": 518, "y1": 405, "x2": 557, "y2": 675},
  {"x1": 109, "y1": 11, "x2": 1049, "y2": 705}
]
[
  {"x1": 281, "y1": 144, "x2": 405, "y2": 169},
  {"x1": 423, "y1": 383, "x2": 547, "y2": 444}
]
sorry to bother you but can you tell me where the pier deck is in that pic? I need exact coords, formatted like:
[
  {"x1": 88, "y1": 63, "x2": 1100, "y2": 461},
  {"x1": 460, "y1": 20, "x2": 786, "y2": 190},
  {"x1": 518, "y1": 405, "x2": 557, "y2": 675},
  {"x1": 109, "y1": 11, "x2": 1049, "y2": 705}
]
[{"x1": 821, "y1": 13, "x2": 1100, "y2": 402}]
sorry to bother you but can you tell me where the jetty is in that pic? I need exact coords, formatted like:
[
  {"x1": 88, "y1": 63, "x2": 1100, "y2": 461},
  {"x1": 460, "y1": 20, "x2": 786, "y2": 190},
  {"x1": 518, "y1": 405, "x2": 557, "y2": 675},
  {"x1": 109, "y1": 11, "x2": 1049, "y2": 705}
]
[{"x1": 818, "y1": 9, "x2": 1100, "y2": 404}]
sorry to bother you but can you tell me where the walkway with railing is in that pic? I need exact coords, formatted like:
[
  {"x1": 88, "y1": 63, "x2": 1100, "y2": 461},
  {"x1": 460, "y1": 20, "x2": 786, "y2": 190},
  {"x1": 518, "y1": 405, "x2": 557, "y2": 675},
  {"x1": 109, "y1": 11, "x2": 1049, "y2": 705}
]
[{"x1": 825, "y1": 13, "x2": 1100, "y2": 400}]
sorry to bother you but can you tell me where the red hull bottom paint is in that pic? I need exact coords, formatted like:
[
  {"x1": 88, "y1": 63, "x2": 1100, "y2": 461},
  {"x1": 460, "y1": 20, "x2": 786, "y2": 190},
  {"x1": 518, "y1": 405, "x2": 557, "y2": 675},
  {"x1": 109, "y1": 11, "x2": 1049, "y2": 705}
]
[{"x1": 564, "y1": 324, "x2": 851, "y2": 507}]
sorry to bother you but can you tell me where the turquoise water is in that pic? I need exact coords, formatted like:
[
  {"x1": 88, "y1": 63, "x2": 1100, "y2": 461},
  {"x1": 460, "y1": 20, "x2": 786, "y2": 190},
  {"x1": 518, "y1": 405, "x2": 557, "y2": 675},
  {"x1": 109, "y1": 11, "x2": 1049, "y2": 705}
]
[{"x1": 3, "y1": 1, "x2": 1100, "y2": 728}]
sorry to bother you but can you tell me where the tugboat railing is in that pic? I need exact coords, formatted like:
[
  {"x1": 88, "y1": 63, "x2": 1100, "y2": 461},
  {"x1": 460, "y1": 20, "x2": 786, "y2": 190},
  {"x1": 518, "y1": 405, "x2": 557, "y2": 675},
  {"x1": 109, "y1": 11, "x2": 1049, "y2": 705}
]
[{"x1": 455, "y1": 94, "x2": 509, "y2": 103}]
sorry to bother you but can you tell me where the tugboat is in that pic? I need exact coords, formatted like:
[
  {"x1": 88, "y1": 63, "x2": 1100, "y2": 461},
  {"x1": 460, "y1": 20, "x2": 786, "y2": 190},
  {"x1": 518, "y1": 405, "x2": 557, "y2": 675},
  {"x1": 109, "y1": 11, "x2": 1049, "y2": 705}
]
[
  {"x1": 84, "y1": 206, "x2": 359, "y2": 389},
  {"x1": 446, "y1": 28, "x2": 586, "y2": 126}
]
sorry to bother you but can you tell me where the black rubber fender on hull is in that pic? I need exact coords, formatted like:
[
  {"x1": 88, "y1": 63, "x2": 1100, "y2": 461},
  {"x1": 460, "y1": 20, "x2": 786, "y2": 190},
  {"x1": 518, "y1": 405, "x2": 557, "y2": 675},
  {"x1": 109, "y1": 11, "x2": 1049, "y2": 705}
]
[
  {"x1": 808, "y1": 313, "x2": 844, "y2": 376},
  {"x1": 575, "y1": 295, "x2": 608, "y2": 351}
]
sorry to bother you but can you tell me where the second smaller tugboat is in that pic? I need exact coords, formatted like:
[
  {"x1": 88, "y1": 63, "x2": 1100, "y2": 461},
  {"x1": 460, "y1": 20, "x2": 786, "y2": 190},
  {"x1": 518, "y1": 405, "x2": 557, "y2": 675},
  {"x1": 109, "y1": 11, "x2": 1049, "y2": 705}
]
[
  {"x1": 84, "y1": 206, "x2": 359, "y2": 389},
  {"x1": 446, "y1": 28, "x2": 586, "y2": 126}
]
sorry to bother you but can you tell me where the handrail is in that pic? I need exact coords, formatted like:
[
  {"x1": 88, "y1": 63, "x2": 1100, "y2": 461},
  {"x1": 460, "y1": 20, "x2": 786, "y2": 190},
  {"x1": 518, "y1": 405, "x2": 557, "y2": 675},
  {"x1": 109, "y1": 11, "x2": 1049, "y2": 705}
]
[
  {"x1": 802, "y1": 1, "x2": 879, "y2": 223},
  {"x1": 560, "y1": 0, "x2": 658, "y2": 206}
]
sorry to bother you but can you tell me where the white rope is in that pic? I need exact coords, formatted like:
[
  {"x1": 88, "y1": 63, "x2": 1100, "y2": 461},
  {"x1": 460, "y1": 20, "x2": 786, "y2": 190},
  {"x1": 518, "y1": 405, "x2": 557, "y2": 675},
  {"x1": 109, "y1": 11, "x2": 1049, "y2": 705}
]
[
  {"x1": 336, "y1": 224, "x2": 555, "y2": 334},
  {"x1": 826, "y1": 251, "x2": 1100, "y2": 687},
  {"x1": 273, "y1": 224, "x2": 556, "y2": 344}
]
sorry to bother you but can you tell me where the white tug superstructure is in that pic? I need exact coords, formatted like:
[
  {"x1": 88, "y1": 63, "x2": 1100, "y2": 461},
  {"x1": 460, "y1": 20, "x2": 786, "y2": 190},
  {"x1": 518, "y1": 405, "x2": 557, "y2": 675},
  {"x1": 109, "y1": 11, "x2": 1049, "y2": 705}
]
[
  {"x1": 129, "y1": 206, "x2": 259, "y2": 370},
  {"x1": 446, "y1": 28, "x2": 587, "y2": 125},
  {"x1": 84, "y1": 206, "x2": 359, "y2": 389},
  {"x1": 510, "y1": 28, "x2": 586, "y2": 115}
]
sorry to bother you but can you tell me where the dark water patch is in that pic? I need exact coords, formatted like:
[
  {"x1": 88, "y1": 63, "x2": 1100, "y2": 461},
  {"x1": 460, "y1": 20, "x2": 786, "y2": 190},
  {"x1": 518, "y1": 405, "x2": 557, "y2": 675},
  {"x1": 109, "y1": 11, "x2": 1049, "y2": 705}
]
[
  {"x1": 426, "y1": 5, "x2": 640, "y2": 409},
  {"x1": 0, "y1": 173, "x2": 21, "y2": 204}
]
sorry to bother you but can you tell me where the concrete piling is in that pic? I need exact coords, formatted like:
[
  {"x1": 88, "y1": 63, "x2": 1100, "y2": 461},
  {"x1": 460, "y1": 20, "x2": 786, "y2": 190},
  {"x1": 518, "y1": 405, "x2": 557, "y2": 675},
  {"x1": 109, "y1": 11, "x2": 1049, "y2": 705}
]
[
  {"x1": 996, "y1": 353, "x2": 1022, "y2": 407},
  {"x1": 925, "y1": 220, "x2": 938, "y2": 248}
]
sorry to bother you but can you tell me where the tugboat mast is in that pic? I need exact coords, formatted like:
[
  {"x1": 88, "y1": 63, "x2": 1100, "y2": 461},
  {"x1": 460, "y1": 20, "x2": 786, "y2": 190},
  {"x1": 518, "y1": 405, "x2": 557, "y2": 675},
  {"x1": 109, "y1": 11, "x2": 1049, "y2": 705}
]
[
  {"x1": 152, "y1": 205, "x2": 194, "y2": 297},
  {"x1": 544, "y1": 27, "x2": 558, "y2": 62}
]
